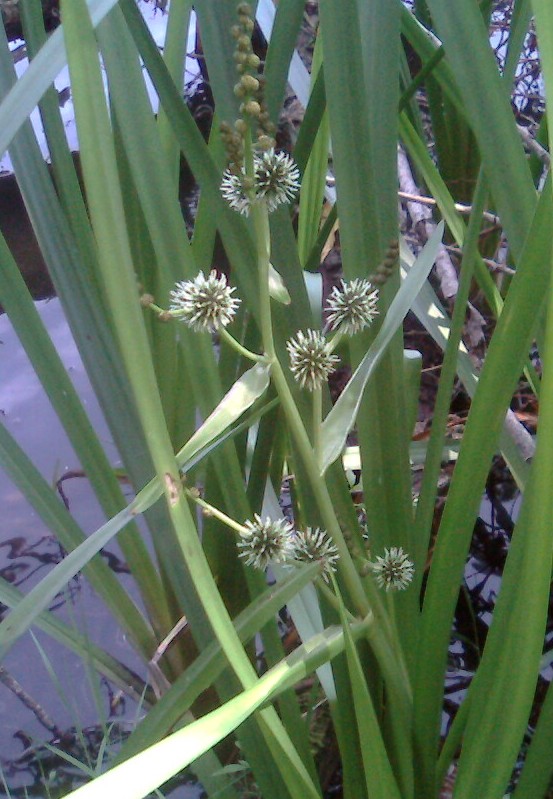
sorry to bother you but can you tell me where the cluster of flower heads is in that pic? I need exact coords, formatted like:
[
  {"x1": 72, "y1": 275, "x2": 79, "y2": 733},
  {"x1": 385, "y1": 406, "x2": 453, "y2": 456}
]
[
  {"x1": 238, "y1": 517, "x2": 414, "y2": 593},
  {"x1": 218, "y1": 3, "x2": 301, "y2": 217},
  {"x1": 286, "y1": 277, "x2": 379, "y2": 391},
  {"x1": 237, "y1": 515, "x2": 339, "y2": 581},
  {"x1": 169, "y1": 270, "x2": 240, "y2": 333},
  {"x1": 369, "y1": 547, "x2": 414, "y2": 592}
]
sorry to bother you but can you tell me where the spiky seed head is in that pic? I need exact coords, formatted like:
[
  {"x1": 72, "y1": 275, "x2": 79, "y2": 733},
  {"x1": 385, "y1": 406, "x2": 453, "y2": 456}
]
[
  {"x1": 220, "y1": 149, "x2": 301, "y2": 217},
  {"x1": 237, "y1": 515, "x2": 295, "y2": 570},
  {"x1": 169, "y1": 270, "x2": 240, "y2": 333},
  {"x1": 286, "y1": 329, "x2": 339, "y2": 391},
  {"x1": 326, "y1": 278, "x2": 379, "y2": 336},
  {"x1": 293, "y1": 527, "x2": 339, "y2": 581},
  {"x1": 254, "y1": 149, "x2": 300, "y2": 212},
  {"x1": 370, "y1": 547, "x2": 414, "y2": 592},
  {"x1": 220, "y1": 168, "x2": 252, "y2": 215}
]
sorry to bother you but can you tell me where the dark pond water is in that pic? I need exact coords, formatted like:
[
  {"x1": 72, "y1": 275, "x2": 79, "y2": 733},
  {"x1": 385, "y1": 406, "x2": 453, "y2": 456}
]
[{"x1": 0, "y1": 298, "x2": 202, "y2": 798}]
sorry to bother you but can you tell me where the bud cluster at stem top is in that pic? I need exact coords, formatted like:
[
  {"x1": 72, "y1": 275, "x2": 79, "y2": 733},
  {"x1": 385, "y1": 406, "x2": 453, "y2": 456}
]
[{"x1": 221, "y1": 1, "x2": 276, "y2": 174}]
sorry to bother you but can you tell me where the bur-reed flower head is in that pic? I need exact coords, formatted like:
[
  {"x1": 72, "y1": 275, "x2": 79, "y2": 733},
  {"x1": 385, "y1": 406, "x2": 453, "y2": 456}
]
[
  {"x1": 237, "y1": 514, "x2": 295, "y2": 570},
  {"x1": 286, "y1": 329, "x2": 339, "y2": 391},
  {"x1": 293, "y1": 527, "x2": 339, "y2": 581},
  {"x1": 370, "y1": 547, "x2": 414, "y2": 592},
  {"x1": 169, "y1": 270, "x2": 240, "y2": 333},
  {"x1": 326, "y1": 278, "x2": 379, "y2": 336},
  {"x1": 220, "y1": 149, "x2": 300, "y2": 217},
  {"x1": 254, "y1": 149, "x2": 300, "y2": 212}
]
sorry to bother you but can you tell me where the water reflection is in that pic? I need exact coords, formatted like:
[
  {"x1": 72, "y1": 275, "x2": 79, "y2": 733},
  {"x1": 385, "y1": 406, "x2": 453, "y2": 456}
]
[{"x1": 0, "y1": 299, "x2": 199, "y2": 798}]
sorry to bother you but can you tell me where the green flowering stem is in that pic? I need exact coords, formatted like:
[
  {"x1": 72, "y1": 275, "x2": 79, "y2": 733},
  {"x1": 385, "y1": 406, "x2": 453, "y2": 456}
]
[
  {"x1": 248, "y1": 202, "x2": 412, "y2": 719},
  {"x1": 250, "y1": 200, "x2": 373, "y2": 620},
  {"x1": 313, "y1": 387, "x2": 323, "y2": 464},
  {"x1": 327, "y1": 327, "x2": 347, "y2": 353},
  {"x1": 219, "y1": 326, "x2": 268, "y2": 364},
  {"x1": 146, "y1": 297, "x2": 265, "y2": 363},
  {"x1": 184, "y1": 488, "x2": 247, "y2": 536},
  {"x1": 386, "y1": 591, "x2": 402, "y2": 661}
]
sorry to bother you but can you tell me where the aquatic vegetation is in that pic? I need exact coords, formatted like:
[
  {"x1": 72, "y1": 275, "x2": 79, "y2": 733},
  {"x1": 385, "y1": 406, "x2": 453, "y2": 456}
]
[{"x1": 0, "y1": 1, "x2": 552, "y2": 798}]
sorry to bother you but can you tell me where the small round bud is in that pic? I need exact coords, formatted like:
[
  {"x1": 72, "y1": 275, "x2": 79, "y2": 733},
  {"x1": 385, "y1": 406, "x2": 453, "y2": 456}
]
[
  {"x1": 231, "y1": 24, "x2": 241, "y2": 39},
  {"x1": 247, "y1": 53, "x2": 260, "y2": 69},
  {"x1": 234, "y1": 50, "x2": 248, "y2": 64},
  {"x1": 243, "y1": 100, "x2": 261, "y2": 117},
  {"x1": 257, "y1": 134, "x2": 274, "y2": 151},
  {"x1": 234, "y1": 83, "x2": 246, "y2": 98},
  {"x1": 292, "y1": 528, "x2": 339, "y2": 582},
  {"x1": 237, "y1": 2, "x2": 252, "y2": 14},
  {"x1": 241, "y1": 17, "x2": 254, "y2": 32},
  {"x1": 240, "y1": 74, "x2": 260, "y2": 93},
  {"x1": 220, "y1": 121, "x2": 232, "y2": 134},
  {"x1": 237, "y1": 35, "x2": 251, "y2": 51},
  {"x1": 140, "y1": 293, "x2": 154, "y2": 307},
  {"x1": 234, "y1": 118, "x2": 248, "y2": 135}
]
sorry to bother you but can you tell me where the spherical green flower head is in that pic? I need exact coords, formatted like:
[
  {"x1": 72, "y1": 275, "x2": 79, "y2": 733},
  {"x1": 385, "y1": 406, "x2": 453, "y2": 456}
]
[
  {"x1": 370, "y1": 546, "x2": 414, "y2": 591},
  {"x1": 238, "y1": 514, "x2": 295, "y2": 570},
  {"x1": 293, "y1": 527, "x2": 339, "y2": 581},
  {"x1": 170, "y1": 270, "x2": 240, "y2": 333},
  {"x1": 286, "y1": 329, "x2": 339, "y2": 391},
  {"x1": 220, "y1": 149, "x2": 300, "y2": 217},
  {"x1": 326, "y1": 278, "x2": 379, "y2": 336}
]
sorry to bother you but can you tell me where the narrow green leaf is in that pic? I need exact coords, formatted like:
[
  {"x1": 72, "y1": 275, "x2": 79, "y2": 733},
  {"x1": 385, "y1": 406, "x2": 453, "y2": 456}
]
[
  {"x1": 339, "y1": 601, "x2": 403, "y2": 799},
  {"x1": 269, "y1": 264, "x2": 291, "y2": 305},
  {"x1": 512, "y1": 678, "x2": 553, "y2": 798},
  {"x1": 423, "y1": 0, "x2": 536, "y2": 261},
  {"x1": 0, "y1": 0, "x2": 120, "y2": 157},
  {"x1": 65, "y1": 619, "x2": 369, "y2": 799},
  {"x1": 0, "y1": 499, "x2": 134, "y2": 659},
  {"x1": 0, "y1": 579, "x2": 148, "y2": 702},
  {"x1": 116, "y1": 561, "x2": 323, "y2": 761},
  {"x1": 413, "y1": 182, "x2": 553, "y2": 796},
  {"x1": 178, "y1": 363, "x2": 271, "y2": 468}
]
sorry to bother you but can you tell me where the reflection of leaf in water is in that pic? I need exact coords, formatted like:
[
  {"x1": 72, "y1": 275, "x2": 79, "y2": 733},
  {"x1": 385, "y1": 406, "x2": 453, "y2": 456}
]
[
  {"x1": 0, "y1": 533, "x2": 129, "y2": 622},
  {"x1": 1, "y1": 720, "x2": 199, "y2": 798}
]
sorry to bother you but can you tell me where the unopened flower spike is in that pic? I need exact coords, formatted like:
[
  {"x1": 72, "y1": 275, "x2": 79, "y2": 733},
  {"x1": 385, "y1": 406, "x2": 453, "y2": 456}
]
[
  {"x1": 370, "y1": 547, "x2": 414, "y2": 592},
  {"x1": 220, "y1": 149, "x2": 300, "y2": 217},
  {"x1": 237, "y1": 515, "x2": 295, "y2": 570},
  {"x1": 326, "y1": 278, "x2": 379, "y2": 336},
  {"x1": 169, "y1": 270, "x2": 240, "y2": 333},
  {"x1": 286, "y1": 329, "x2": 339, "y2": 391},
  {"x1": 293, "y1": 527, "x2": 339, "y2": 582}
]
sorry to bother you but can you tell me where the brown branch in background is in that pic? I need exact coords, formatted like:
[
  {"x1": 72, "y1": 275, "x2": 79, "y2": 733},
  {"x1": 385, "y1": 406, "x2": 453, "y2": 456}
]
[
  {"x1": 516, "y1": 123, "x2": 550, "y2": 166},
  {"x1": 398, "y1": 145, "x2": 459, "y2": 299},
  {"x1": 0, "y1": 665, "x2": 63, "y2": 738},
  {"x1": 398, "y1": 190, "x2": 501, "y2": 227},
  {"x1": 398, "y1": 148, "x2": 535, "y2": 458}
]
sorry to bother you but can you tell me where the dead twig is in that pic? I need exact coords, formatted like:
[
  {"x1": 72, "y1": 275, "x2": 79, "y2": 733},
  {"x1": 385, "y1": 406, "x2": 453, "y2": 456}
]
[{"x1": 398, "y1": 145, "x2": 459, "y2": 299}]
